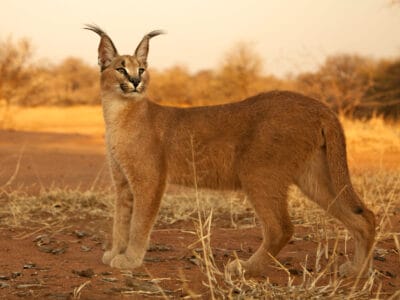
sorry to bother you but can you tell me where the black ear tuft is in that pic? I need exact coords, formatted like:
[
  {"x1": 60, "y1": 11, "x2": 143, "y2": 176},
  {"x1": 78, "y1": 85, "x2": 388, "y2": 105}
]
[
  {"x1": 84, "y1": 24, "x2": 118, "y2": 70},
  {"x1": 134, "y1": 30, "x2": 166, "y2": 64}
]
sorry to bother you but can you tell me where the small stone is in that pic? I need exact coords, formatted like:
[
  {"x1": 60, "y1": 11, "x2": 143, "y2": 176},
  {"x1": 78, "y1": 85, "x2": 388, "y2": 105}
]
[
  {"x1": 38, "y1": 246, "x2": 53, "y2": 253},
  {"x1": 188, "y1": 257, "x2": 201, "y2": 266},
  {"x1": 74, "y1": 230, "x2": 88, "y2": 238},
  {"x1": 147, "y1": 244, "x2": 171, "y2": 252},
  {"x1": 374, "y1": 256, "x2": 386, "y2": 262},
  {"x1": 51, "y1": 247, "x2": 67, "y2": 255},
  {"x1": 80, "y1": 245, "x2": 91, "y2": 252},
  {"x1": 384, "y1": 270, "x2": 396, "y2": 278},
  {"x1": 34, "y1": 234, "x2": 51, "y2": 246},
  {"x1": 102, "y1": 277, "x2": 118, "y2": 282},
  {"x1": 101, "y1": 271, "x2": 113, "y2": 276},
  {"x1": 23, "y1": 263, "x2": 36, "y2": 269},
  {"x1": 289, "y1": 268, "x2": 303, "y2": 275},
  {"x1": 125, "y1": 278, "x2": 159, "y2": 293},
  {"x1": 11, "y1": 272, "x2": 21, "y2": 279},
  {"x1": 0, "y1": 282, "x2": 10, "y2": 288},
  {"x1": 72, "y1": 268, "x2": 95, "y2": 278},
  {"x1": 0, "y1": 275, "x2": 10, "y2": 280}
]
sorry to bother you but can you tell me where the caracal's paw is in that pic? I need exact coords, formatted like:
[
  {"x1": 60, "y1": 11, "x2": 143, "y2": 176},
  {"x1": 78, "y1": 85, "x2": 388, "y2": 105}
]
[
  {"x1": 339, "y1": 262, "x2": 357, "y2": 277},
  {"x1": 339, "y1": 261, "x2": 370, "y2": 278},
  {"x1": 226, "y1": 258, "x2": 267, "y2": 278},
  {"x1": 110, "y1": 254, "x2": 142, "y2": 270},
  {"x1": 102, "y1": 250, "x2": 117, "y2": 265},
  {"x1": 226, "y1": 259, "x2": 246, "y2": 278}
]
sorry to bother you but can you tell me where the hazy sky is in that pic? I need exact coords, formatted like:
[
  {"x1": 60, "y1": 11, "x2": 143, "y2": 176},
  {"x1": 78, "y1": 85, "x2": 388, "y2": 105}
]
[{"x1": 1, "y1": 0, "x2": 399, "y2": 77}]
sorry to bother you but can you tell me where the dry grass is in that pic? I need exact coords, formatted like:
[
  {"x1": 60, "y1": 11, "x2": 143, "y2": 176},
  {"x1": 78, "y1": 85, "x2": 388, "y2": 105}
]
[
  {"x1": 0, "y1": 188, "x2": 114, "y2": 240},
  {"x1": 342, "y1": 117, "x2": 400, "y2": 152},
  {"x1": 1, "y1": 169, "x2": 399, "y2": 298},
  {"x1": 341, "y1": 117, "x2": 400, "y2": 171}
]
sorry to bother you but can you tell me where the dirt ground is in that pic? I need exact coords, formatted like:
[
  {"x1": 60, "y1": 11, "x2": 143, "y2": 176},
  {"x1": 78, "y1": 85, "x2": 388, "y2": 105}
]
[{"x1": 0, "y1": 130, "x2": 399, "y2": 299}]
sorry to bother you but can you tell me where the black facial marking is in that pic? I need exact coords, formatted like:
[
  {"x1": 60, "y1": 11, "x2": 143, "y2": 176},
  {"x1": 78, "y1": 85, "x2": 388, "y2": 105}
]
[
  {"x1": 121, "y1": 60, "x2": 125, "y2": 67},
  {"x1": 321, "y1": 129, "x2": 326, "y2": 149},
  {"x1": 120, "y1": 83, "x2": 129, "y2": 92},
  {"x1": 354, "y1": 206, "x2": 364, "y2": 214},
  {"x1": 117, "y1": 67, "x2": 128, "y2": 76}
]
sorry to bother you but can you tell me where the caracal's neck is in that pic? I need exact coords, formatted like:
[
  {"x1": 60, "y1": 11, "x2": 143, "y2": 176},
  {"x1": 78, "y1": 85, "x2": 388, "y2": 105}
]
[
  {"x1": 101, "y1": 92, "x2": 177, "y2": 144},
  {"x1": 101, "y1": 91, "x2": 149, "y2": 128}
]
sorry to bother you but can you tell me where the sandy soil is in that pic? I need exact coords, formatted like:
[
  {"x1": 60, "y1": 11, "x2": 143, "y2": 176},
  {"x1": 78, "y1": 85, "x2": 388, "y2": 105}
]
[
  {"x1": 0, "y1": 130, "x2": 109, "y2": 192},
  {"x1": 0, "y1": 130, "x2": 399, "y2": 299}
]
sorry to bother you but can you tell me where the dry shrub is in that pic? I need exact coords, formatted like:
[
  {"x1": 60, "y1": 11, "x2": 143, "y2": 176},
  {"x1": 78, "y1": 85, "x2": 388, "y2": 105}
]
[
  {"x1": 295, "y1": 54, "x2": 376, "y2": 115},
  {"x1": 148, "y1": 43, "x2": 287, "y2": 106},
  {"x1": 1, "y1": 35, "x2": 399, "y2": 122},
  {"x1": 0, "y1": 37, "x2": 38, "y2": 127},
  {"x1": 30, "y1": 57, "x2": 100, "y2": 106}
]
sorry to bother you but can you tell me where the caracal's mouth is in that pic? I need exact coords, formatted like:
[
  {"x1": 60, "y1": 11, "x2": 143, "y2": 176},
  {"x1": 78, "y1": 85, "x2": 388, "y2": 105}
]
[{"x1": 120, "y1": 83, "x2": 141, "y2": 94}]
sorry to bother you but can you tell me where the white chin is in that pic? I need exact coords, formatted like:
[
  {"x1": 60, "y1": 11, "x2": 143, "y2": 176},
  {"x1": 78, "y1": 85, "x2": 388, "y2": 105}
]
[{"x1": 123, "y1": 91, "x2": 143, "y2": 98}]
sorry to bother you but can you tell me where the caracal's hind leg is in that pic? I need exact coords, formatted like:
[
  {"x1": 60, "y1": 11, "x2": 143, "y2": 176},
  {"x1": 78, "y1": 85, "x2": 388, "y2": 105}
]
[
  {"x1": 110, "y1": 160, "x2": 166, "y2": 269},
  {"x1": 228, "y1": 171, "x2": 293, "y2": 277},
  {"x1": 296, "y1": 150, "x2": 375, "y2": 277},
  {"x1": 103, "y1": 160, "x2": 133, "y2": 265}
]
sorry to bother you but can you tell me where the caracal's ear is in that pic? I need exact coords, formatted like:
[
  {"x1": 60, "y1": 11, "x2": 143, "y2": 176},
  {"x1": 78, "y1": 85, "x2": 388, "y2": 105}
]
[
  {"x1": 134, "y1": 30, "x2": 165, "y2": 65},
  {"x1": 84, "y1": 24, "x2": 118, "y2": 71}
]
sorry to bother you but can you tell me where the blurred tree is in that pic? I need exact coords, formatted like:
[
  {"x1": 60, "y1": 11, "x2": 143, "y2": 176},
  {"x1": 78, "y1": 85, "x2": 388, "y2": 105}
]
[
  {"x1": 15, "y1": 57, "x2": 99, "y2": 106},
  {"x1": 148, "y1": 65, "x2": 194, "y2": 105},
  {"x1": 0, "y1": 37, "x2": 38, "y2": 106},
  {"x1": 361, "y1": 59, "x2": 400, "y2": 119},
  {"x1": 296, "y1": 54, "x2": 375, "y2": 116},
  {"x1": 215, "y1": 42, "x2": 263, "y2": 102},
  {"x1": 190, "y1": 70, "x2": 218, "y2": 105},
  {"x1": 0, "y1": 37, "x2": 42, "y2": 126},
  {"x1": 0, "y1": 38, "x2": 99, "y2": 108},
  {"x1": 52, "y1": 57, "x2": 99, "y2": 105}
]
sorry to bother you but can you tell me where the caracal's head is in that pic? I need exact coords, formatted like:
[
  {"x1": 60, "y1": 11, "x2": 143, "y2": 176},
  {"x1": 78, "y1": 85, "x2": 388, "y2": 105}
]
[{"x1": 85, "y1": 24, "x2": 164, "y2": 99}]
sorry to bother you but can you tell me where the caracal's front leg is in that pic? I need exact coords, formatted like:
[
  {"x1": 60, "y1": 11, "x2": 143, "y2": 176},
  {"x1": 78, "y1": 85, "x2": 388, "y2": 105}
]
[
  {"x1": 102, "y1": 159, "x2": 133, "y2": 265},
  {"x1": 110, "y1": 159, "x2": 166, "y2": 269}
]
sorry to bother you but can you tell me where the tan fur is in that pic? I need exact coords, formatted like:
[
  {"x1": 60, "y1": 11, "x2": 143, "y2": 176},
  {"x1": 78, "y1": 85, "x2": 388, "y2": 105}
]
[{"x1": 85, "y1": 25, "x2": 376, "y2": 277}]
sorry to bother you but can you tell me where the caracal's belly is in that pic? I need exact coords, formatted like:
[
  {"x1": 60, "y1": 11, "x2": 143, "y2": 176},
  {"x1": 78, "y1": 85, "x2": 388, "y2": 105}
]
[{"x1": 166, "y1": 141, "x2": 240, "y2": 190}]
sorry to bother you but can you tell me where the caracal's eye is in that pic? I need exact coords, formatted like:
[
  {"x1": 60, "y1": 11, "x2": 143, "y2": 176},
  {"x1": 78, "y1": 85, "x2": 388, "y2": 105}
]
[
  {"x1": 138, "y1": 68, "x2": 145, "y2": 76},
  {"x1": 116, "y1": 67, "x2": 127, "y2": 75}
]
